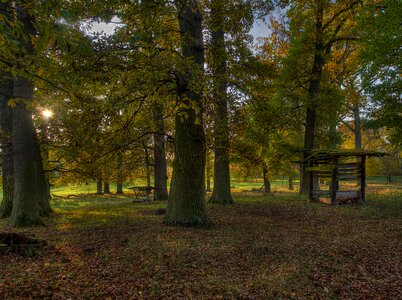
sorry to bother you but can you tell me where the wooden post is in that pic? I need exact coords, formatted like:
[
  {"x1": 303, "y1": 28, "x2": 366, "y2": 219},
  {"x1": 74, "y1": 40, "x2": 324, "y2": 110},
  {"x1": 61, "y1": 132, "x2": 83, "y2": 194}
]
[
  {"x1": 308, "y1": 160, "x2": 314, "y2": 201},
  {"x1": 146, "y1": 186, "x2": 152, "y2": 204},
  {"x1": 330, "y1": 156, "x2": 338, "y2": 206},
  {"x1": 360, "y1": 155, "x2": 366, "y2": 204}
]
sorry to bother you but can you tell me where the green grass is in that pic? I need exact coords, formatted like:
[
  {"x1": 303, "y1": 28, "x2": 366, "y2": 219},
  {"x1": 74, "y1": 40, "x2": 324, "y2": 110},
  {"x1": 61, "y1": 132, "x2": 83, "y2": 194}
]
[{"x1": 0, "y1": 179, "x2": 401, "y2": 298}]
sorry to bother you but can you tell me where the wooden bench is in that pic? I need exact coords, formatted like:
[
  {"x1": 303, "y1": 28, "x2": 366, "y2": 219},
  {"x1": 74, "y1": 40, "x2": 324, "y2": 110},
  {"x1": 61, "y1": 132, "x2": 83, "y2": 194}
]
[
  {"x1": 127, "y1": 186, "x2": 154, "y2": 203},
  {"x1": 311, "y1": 190, "x2": 361, "y2": 204}
]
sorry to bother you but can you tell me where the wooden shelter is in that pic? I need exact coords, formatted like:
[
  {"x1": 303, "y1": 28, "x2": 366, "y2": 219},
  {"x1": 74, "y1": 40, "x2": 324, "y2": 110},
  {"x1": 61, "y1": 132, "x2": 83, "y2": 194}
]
[{"x1": 303, "y1": 150, "x2": 387, "y2": 205}]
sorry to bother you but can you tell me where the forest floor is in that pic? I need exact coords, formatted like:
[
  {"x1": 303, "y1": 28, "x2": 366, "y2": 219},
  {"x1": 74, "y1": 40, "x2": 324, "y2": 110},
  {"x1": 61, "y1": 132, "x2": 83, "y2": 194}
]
[{"x1": 0, "y1": 181, "x2": 401, "y2": 299}]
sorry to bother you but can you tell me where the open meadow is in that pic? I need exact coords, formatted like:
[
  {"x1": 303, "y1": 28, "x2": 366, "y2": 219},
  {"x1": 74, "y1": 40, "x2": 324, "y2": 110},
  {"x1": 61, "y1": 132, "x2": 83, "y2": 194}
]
[{"x1": 1, "y1": 179, "x2": 401, "y2": 299}]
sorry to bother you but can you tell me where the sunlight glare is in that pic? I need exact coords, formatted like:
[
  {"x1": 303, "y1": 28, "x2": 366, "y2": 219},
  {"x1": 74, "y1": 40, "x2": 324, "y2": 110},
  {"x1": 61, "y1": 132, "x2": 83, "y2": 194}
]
[{"x1": 42, "y1": 109, "x2": 53, "y2": 118}]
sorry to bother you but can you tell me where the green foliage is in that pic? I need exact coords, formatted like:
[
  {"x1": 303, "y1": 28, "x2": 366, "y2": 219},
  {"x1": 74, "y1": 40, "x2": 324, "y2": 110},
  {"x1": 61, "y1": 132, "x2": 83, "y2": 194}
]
[{"x1": 360, "y1": 0, "x2": 402, "y2": 146}]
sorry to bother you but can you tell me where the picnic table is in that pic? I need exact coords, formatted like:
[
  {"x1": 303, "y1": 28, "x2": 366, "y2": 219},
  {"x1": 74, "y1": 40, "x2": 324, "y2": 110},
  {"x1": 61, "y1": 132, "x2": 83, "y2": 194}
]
[{"x1": 127, "y1": 186, "x2": 155, "y2": 203}]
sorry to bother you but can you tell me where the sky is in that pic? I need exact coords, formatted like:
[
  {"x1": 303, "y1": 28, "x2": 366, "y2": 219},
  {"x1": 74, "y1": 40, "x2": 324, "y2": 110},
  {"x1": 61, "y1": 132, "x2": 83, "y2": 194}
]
[{"x1": 90, "y1": 17, "x2": 271, "y2": 45}]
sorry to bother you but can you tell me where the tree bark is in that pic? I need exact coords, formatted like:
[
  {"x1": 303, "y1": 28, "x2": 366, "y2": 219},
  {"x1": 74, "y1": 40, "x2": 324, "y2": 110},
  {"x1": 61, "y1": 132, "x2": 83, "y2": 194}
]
[
  {"x1": 34, "y1": 136, "x2": 52, "y2": 216},
  {"x1": 153, "y1": 104, "x2": 168, "y2": 200},
  {"x1": 39, "y1": 121, "x2": 52, "y2": 200},
  {"x1": 301, "y1": 1, "x2": 324, "y2": 195},
  {"x1": 206, "y1": 155, "x2": 211, "y2": 192},
  {"x1": 8, "y1": 77, "x2": 43, "y2": 227},
  {"x1": 209, "y1": 0, "x2": 233, "y2": 205},
  {"x1": 116, "y1": 183, "x2": 124, "y2": 194},
  {"x1": 353, "y1": 102, "x2": 362, "y2": 150},
  {"x1": 329, "y1": 121, "x2": 338, "y2": 149},
  {"x1": 262, "y1": 164, "x2": 272, "y2": 194},
  {"x1": 96, "y1": 173, "x2": 103, "y2": 195},
  {"x1": 288, "y1": 175, "x2": 294, "y2": 191},
  {"x1": 0, "y1": 71, "x2": 14, "y2": 218},
  {"x1": 103, "y1": 181, "x2": 111, "y2": 194},
  {"x1": 164, "y1": 0, "x2": 211, "y2": 227},
  {"x1": 115, "y1": 152, "x2": 124, "y2": 194},
  {"x1": 8, "y1": 3, "x2": 46, "y2": 226}
]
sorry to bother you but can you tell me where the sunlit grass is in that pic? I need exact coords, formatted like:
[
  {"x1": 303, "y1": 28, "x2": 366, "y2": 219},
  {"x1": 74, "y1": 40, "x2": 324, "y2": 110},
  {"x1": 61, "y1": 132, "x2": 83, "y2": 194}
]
[{"x1": 0, "y1": 177, "x2": 401, "y2": 298}]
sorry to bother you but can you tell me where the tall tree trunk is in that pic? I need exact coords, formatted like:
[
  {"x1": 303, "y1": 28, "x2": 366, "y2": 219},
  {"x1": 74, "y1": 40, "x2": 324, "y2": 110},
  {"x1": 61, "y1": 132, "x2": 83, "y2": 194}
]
[
  {"x1": 288, "y1": 175, "x2": 294, "y2": 191},
  {"x1": 153, "y1": 104, "x2": 168, "y2": 200},
  {"x1": 206, "y1": 152, "x2": 212, "y2": 192},
  {"x1": 8, "y1": 3, "x2": 45, "y2": 226},
  {"x1": 353, "y1": 102, "x2": 362, "y2": 150},
  {"x1": 301, "y1": 1, "x2": 325, "y2": 195},
  {"x1": 116, "y1": 152, "x2": 124, "y2": 194},
  {"x1": 96, "y1": 172, "x2": 103, "y2": 195},
  {"x1": 329, "y1": 121, "x2": 338, "y2": 149},
  {"x1": 143, "y1": 140, "x2": 152, "y2": 187},
  {"x1": 8, "y1": 77, "x2": 43, "y2": 226},
  {"x1": 39, "y1": 122, "x2": 52, "y2": 200},
  {"x1": 34, "y1": 136, "x2": 52, "y2": 216},
  {"x1": 209, "y1": 0, "x2": 233, "y2": 205},
  {"x1": 0, "y1": 71, "x2": 14, "y2": 218},
  {"x1": 164, "y1": 0, "x2": 211, "y2": 227},
  {"x1": 103, "y1": 181, "x2": 111, "y2": 194},
  {"x1": 262, "y1": 164, "x2": 272, "y2": 194},
  {"x1": 116, "y1": 183, "x2": 123, "y2": 194}
]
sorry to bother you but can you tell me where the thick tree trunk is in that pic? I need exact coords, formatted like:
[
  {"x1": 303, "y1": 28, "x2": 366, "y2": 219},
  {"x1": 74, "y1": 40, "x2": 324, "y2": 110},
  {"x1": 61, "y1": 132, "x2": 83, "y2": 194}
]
[
  {"x1": 262, "y1": 164, "x2": 272, "y2": 195},
  {"x1": 116, "y1": 152, "x2": 124, "y2": 194},
  {"x1": 8, "y1": 3, "x2": 46, "y2": 226},
  {"x1": 209, "y1": 0, "x2": 233, "y2": 205},
  {"x1": 288, "y1": 175, "x2": 294, "y2": 191},
  {"x1": 153, "y1": 104, "x2": 168, "y2": 200},
  {"x1": 103, "y1": 181, "x2": 111, "y2": 194},
  {"x1": 39, "y1": 122, "x2": 52, "y2": 200},
  {"x1": 164, "y1": 0, "x2": 211, "y2": 227},
  {"x1": 329, "y1": 121, "x2": 338, "y2": 149},
  {"x1": 34, "y1": 136, "x2": 52, "y2": 216},
  {"x1": 0, "y1": 71, "x2": 14, "y2": 218},
  {"x1": 8, "y1": 77, "x2": 43, "y2": 227},
  {"x1": 301, "y1": 2, "x2": 324, "y2": 195},
  {"x1": 206, "y1": 157, "x2": 212, "y2": 192},
  {"x1": 96, "y1": 173, "x2": 103, "y2": 195},
  {"x1": 116, "y1": 183, "x2": 124, "y2": 194}
]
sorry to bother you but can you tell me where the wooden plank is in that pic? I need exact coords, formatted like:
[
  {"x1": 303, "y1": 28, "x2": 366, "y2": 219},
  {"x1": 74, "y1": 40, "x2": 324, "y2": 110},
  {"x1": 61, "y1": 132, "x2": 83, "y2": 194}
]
[
  {"x1": 308, "y1": 160, "x2": 314, "y2": 201},
  {"x1": 361, "y1": 155, "x2": 366, "y2": 204},
  {"x1": 336, "y1": 190, "x2": 359, "y2": 200},
  {"x1": 338, "y1": 162, "x2": 361, "y2": 169},
  {"x1": 311, "y1": 190, "x2": 330, "y2": 196},
  {"x1": 338, "y1": 175, "x2": 361, "y2": 180},
  {"x1": 309, "y1": 160, "x2": 333, "y2": 164},
  {"x1": 338, "y1": 170, "x2": 361, "y2": 175},
  {"x1": 306, "y1": 165, "x2": 334, "y2": 172},
  {"x1": 315, "y1": 171, "x2": 332, "y2": 175},
  {"x1": 331, "y1": 156, "x2": 338, "y2": 206}
]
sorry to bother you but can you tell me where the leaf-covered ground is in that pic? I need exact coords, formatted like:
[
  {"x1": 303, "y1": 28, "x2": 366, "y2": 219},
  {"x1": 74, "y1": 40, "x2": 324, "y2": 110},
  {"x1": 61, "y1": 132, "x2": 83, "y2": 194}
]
[{"x1": 1, "y1": 183, "x2": 401, "y2": 299}]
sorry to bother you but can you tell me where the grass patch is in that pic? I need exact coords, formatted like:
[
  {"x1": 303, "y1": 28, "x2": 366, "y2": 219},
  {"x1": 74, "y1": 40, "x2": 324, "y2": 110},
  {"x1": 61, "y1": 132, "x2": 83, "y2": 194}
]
[{"x1": 0, "y1": 180, "x2": 401, "y2": 298}]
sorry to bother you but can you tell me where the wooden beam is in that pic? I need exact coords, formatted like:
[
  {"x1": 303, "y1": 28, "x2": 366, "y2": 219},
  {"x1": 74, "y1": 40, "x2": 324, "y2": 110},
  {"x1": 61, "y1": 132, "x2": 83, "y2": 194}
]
[
  {"x1": 312, "y1": 190, "x2": 330, "y2": 196},
  {"x1": 361, "y1": 155, "x2": 366, "y2": 204},
  {"x1": 338, "y1": 175, "x2": 361, "y2": 180},
  {"x1": 330, "y1": 156, "x2": 338, "y2": 206}
]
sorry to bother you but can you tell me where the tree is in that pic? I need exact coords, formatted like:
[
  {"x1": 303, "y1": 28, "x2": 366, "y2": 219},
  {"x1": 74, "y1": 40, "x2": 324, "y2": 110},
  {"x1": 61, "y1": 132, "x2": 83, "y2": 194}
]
[
  {"x1": 10, "y1": 76, "x2": 45, "y2": 226},
  {"x1": 0, "y1": 1, "x2": 53, "y2": 226},
  {"x1": 153, "y1": 103, "x2": 169, "y2": 200},
  {"x1": 0, "y1": 71, "x2": 14, "y2": 218},
  {"x1": 275, "y1": 0, "x2": 362, "y2": 194},
  {"x1": 208, "y1": 0, "x2": 233, "y2": 204},
  {"x1": 164, "y1": 0, "x2": 211, "y2": 227},
  {"x1": 360, "y1": 0, "x2": 402, "y2": 146}
]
